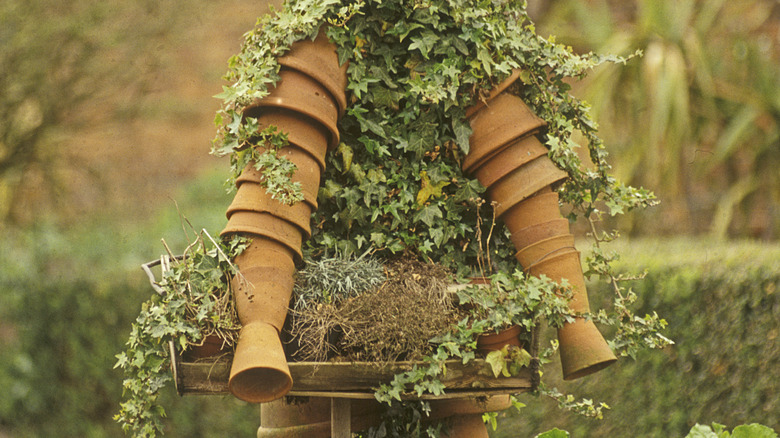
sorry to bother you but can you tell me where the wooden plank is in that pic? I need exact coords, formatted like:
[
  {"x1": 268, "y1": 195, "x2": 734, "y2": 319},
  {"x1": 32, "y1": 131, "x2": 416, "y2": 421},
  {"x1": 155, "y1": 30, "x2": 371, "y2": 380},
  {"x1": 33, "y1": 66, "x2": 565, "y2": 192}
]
[
  {"x1": 176, "y1": 359, "x2": 532, "y2": 399},
  {"x1": 331, "y1": 398, "x2": 351, "y2": 438}
]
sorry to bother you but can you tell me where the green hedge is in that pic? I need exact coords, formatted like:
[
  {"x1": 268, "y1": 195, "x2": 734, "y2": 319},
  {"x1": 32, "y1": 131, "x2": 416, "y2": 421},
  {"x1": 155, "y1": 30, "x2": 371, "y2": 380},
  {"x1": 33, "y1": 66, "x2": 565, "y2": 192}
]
[{"x1": 493, "y1": 238, "x2": 780, "y2": 437}]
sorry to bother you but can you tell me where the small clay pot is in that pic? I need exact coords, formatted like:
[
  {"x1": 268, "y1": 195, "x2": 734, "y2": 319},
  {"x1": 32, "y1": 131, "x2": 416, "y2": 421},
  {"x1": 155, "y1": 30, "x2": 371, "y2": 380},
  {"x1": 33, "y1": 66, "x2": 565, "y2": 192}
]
[
  {"x1": 524, "y1": 249, "x2": 617, "y2": 380},
  {"x1": 464, "y1": 93, "x2": 546, "y2": 173},
  {"x1": 183, "y1": 334, "x2": 230, "y2": 360},
  {"x1": 229, "y1": 321, "x2": 293, "y2": 403},
  {"x1": 501, "y1": 189, "x2": 561, "y2": 233},
  {"x1": 233, "y1": 235, "x2": 297, "y2": 275},
  {"x1": 488, "y1": 156, "x2": 568, "y2": 219},
  {"x1": 234, "y1": 265, "x2": 296, "y2": 330},
  {"x1": 277, "y1": 28, "x2": 349, "y2": 117},
  {"x1": 557, "y1": 317, "x2": 617, "y2": 380},
  {"x1": 247, "y1": 67, "x2": 340, "y2": 149},
  {"x1": 236, "y1": 148, "x2": 321, "y2": 211},
  {"x1": 243, "y1": 107, "x2": 330, "y2": 171},
  {"x1": 526, "y1": 249, "x2": 588, "y2": 313},
  {"x1": 515, "y1": 234, "x2": 576, "y2": 271},
  {"x1": 509, "y1": 217, "x2": 570, "y2": 253},
  {"x1": 226, "y1": 181, "x2": 314, "y2": 238},
  {"x1": 476, "y1": 325, "x2": 523, "y2": 354},
  {"x1": 220, "y1": 211, "x2": 304, "y2": 263},
  {"x1": 465, "y1": 70, "x2": 521, "y2": 119},
  {"x1": 471, "y1": 134, "x2": 549, "y2": 189}
]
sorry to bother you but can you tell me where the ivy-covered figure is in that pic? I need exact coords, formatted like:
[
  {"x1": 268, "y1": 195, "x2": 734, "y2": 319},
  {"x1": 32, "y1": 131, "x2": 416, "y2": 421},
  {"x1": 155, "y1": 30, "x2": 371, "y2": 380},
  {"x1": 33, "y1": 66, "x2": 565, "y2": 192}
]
[{"x1": 117, "y1": 0, "x2": 672, "y2": 436}]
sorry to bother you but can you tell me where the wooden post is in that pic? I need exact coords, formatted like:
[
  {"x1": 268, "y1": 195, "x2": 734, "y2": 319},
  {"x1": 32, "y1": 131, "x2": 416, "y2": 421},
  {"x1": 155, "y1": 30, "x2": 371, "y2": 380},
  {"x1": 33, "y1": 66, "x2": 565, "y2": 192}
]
[{"x1": 331, "y1": 398, "x2": 351, "y2": 438}]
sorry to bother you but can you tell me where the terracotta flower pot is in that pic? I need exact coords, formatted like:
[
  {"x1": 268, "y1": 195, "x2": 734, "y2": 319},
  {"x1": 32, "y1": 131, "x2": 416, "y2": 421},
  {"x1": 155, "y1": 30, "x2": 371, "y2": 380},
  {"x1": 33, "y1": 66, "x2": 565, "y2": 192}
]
[
  {"x1": 471, "y1": 134, "x2": 549, "y2": 189},
  {"x1": 488, "y1": 156, "x2": 567, "y2": 219},
  {"x1": 228, "y1": 236, "x2": 298, "y2": 403},
  {"x1": 465, "y1": 70, "x2": 521, "y2": 119},
  {"x1": 277, "y1": 28, "x2": 349, "y2": 117},
  {"x1": 501, "y1": 188, "x2": 561, "y2": 233},
  {"x1": 220, "y1": 211, "x2": 304, "y2": 263},
  {"x1": 476, "y1": 325, "x2": 523, "y2": 354},
  {"x1": 527, "y1": 250, "x2": 617, "y2": 379},
  {"x1": 246, "y1": 67, "x2": 340, "y2": 149},
  {"x1": 556, "y1": 317, "x2": 618, "y2": 380},
  {"x1": 440, "y1": 415, "x2": 490, "y2": 438},
  {"x1": 515, "y1": 234, "x2": 576, "y2": 269},
  {"x1": 509, "y1": 218, "x2": 570, "y2": 253},
  {"x1": 183, "y1": 334, "x2": 230, "y2": 360},
  {"x1": 259, "y1": 398, "x2": 383, "y2": 438},
  {"x1": 226, "y1": 181, "x2": 314, "y2": 238},
  {"x1": 232, "y1": 234, "x2": 297, "y2": 272},
  {"x1": 242, "y1": 107, "x2": 330, "y2": 172},
  {"x1": 463, "y1": 92, "x2": 546, "y2": 173},
  {"x1": 429, "y1": 396, "x2": 511, "y2": 438},
  {"x1": 230, "y1": 322, "x2": 293, "y2": 403},
  {"x1": 236, "y1": 148, "x2": 321, "y2": 211}
]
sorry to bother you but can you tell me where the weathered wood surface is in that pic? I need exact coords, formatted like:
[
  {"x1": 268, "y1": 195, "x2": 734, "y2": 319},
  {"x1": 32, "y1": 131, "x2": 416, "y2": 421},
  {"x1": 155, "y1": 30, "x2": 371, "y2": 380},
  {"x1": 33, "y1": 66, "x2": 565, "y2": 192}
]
[{"x1": 172, "y1": 356, "x2": 532, "y2": 399}]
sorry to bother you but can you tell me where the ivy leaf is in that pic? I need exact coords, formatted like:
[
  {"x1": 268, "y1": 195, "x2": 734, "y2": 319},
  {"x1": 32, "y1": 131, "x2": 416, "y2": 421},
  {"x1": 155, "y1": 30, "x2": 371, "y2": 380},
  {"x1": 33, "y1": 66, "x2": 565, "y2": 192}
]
[
  {"x1": 485, "y1": 350, "x2": 506, "y2": 378},
  {"x1": 536, "y1": 429, "x2": 571, "y2": 438},
  {"x1": 414, "y1": 205, "x2": 443, "y2": 228},
  {"x1": 417, "y1": 171, "x2": 450, "y2": 205},
  {"x1": 452, "y1": 118, "x2": 472, "y2": 154},
  {"x1": 408, "y1": 31, "x2": 440, "y2": 59}
]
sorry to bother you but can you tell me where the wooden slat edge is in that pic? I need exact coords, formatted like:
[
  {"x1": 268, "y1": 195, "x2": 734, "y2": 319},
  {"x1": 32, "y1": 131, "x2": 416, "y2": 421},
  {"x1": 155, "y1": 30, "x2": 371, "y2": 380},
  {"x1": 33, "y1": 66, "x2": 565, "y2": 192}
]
[{"x1": 177, "y1": 359, "x2": 531, "y2": 397}]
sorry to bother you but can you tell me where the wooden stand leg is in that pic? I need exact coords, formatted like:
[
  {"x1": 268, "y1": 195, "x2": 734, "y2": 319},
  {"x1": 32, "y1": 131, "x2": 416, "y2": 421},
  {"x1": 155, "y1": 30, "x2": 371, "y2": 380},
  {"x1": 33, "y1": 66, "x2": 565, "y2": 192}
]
[{"x1": 331, "y1": 398, "x2": 351, "y2": 438}]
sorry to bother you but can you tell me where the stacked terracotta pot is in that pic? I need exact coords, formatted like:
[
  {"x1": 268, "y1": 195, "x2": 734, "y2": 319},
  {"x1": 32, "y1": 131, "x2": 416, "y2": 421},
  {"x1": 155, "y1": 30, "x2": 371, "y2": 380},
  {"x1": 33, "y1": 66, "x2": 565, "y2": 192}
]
[
  {"x1": 220, "y1": 30, "x2": 348, "y2": 403},
  {"x1": 464, "y1": 73, "x2": 617, "y2": 380}
]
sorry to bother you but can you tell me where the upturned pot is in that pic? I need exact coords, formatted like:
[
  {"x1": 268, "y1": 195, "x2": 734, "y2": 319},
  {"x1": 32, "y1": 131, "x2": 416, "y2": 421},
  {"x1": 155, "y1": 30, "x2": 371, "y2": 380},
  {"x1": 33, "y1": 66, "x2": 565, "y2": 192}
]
[
  {"x1": 488, "y1": 156, "x2": 568, "y2": 219},
  {"x1": 501, "y1": 188, "x2": 561, "y2": 233},
  {"x1": 220, "y1": 211, "x2": 304, "y2": 263},
  {"x1": 242, "y1": 107, "x2": 330, "y2": 172},
  {"x1": 471, "y1": 134, "x2": 549, "y2": 189},
  {"x1": 277, "y1": 28, "x2": 349, "y2": 117},
  {"x1": 463, "y1": 92, "x2": 546, "y2": 173},
  {"x1": 509, "y1": 217, "x2": 570, "y2": 253},
  {"x1": 246, "y1": 67, "x2": 340, "y2": 149},
  {"x1": 526, "y1": 249, "x2": 617, "y2": 380},
  {"x1": 515, "y1": 233, "x2": 576, "y2": 269},
  {"x1": 226, "y1": 181, "x2": 314, "y2": 238},
  {"x1": 228, "y1": 236, "x2": 298, "y2": 403},
  {"x1": 236, "y1": 148, "x2": 321, "y2": 211},
  {"x1": 476, "y1": 325, "x2": 523, "y2": 354}
]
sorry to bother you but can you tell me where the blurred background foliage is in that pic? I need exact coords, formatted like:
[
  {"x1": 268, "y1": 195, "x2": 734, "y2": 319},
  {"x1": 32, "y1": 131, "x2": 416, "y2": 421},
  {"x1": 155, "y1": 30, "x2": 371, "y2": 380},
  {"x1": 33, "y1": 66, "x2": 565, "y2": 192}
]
[
  {"x1": 0, "y1": 0, "x2": 778, "y2": 436},
  {"x1": 530, "y1": 0, "x2": 779, "y2": 240}
]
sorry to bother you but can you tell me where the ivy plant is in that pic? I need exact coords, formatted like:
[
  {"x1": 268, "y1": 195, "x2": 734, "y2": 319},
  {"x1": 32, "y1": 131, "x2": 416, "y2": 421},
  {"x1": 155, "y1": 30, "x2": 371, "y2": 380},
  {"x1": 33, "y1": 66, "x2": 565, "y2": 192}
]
[{"x1": 114, "y1": 231, "x2": 248, "y2": 437}]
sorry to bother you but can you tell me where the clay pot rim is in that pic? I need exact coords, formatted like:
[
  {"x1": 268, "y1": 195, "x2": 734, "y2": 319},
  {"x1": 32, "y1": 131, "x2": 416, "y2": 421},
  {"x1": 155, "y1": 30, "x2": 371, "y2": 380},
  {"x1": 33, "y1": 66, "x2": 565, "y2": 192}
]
[
  {"x1": 243, "y1": 108, "x2": 330, "y2": 171},
  {"x1": 516, "y1": 234, "x2": 577, "y2": 269},
  {"x1": 464, "y1": 93, "x2": 547, "y2": 172},
  {"x1": 227, "y1": 207, "x2": 312, "y2": 238},
  {"x1": 277, "y1": 27, "x2": 348, "y2": 115},
  {"x1": 220, "y1": 212, "x2": 304, "y2": 263},
  {"x1": 247, "y1": 68, "x2": 340, "y2": 149},
  {"x1": 509, "y1": 217, "x2": 570, "y2": 250},
  {"x1": 278, "y1": 58, "x2": 348, "y2": 118},
  {"x1": 465, "y1": 69, "x2": 522, "y2": 119},
  {"x1": 524, "y1": 247, "x2": 581, "y2": 273},
  {"x1": 471, "y1": 134, "x2": 549, "y2": 188},
  {"x1": 491, "y1": 158, "x2": 568, "y2": 218}
]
